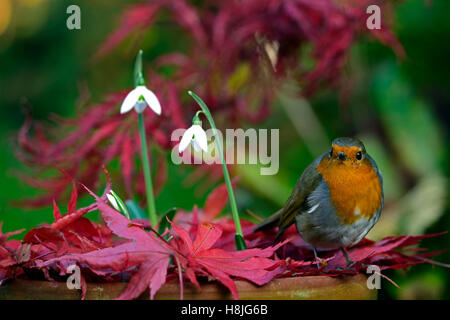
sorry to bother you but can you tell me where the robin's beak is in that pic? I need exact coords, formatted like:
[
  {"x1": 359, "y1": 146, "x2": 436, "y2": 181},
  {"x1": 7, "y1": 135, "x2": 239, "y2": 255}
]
[{"x1": 337, "y1": 152, "x2": 346, "y2": 161}]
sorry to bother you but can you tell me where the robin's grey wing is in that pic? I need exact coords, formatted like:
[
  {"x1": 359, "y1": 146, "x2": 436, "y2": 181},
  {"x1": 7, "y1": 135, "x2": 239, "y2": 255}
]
[{"x1": 276, "y1": 153, "x2": 326, "y2": 236}]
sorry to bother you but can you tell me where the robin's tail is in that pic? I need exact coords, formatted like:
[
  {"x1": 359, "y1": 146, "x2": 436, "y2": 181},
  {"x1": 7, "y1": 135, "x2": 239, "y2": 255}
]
[{"x1": 253, "y1": 209, "x2": 283, "y2": 234}]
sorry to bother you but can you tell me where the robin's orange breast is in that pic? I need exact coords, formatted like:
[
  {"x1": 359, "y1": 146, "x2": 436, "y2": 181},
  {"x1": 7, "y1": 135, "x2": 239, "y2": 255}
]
[{"x1": 316, "y1": 158, "x2": 382, "y2": 225}]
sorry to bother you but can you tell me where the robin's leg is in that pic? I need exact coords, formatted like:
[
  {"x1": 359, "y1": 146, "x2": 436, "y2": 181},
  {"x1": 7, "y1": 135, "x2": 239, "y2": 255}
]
[
  {"x1": 340, "y1": 247, "x2": 371, "y2": 271},
  {"x1": 313, "y1": 247, "x2": 327, "y2": 269},
  {"x1": 340, "y1": 247, "x2": 355, "y2": 267},
  {"x1": 313, "y1": 247, "x2": 320, "y2": 269}
]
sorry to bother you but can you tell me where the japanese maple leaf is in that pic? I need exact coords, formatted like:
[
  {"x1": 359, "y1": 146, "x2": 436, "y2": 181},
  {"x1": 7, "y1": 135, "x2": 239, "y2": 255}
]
[
  {"x1": 174, "y1": 181, "x2": 256, "y2": 251},
  {"x1": 23, "y1": 173, "x2": 113, "y2": 263},
  {"x1": 0, "y1": 224, "x2": 24, "y2": 269},
  {"x1": 38, "y1": 188, "x2": 174, "y2": 300},
  {"x1": 203, "y1": 179, "x2": 240, "y2": 220},
  {"x1": 170, "y1": 221, "x2": 284, "y2": 300},
  {"x1": 273, "y1": 232, "x2": 450, "y2": 278},
  {"x1": 0, "y1": 223, "x2": 25, "y2": 284}
]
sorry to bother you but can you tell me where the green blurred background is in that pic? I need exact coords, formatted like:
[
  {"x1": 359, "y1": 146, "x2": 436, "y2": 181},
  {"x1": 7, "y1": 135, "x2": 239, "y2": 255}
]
[{"x1": 0, "y1": 0, "x2": 449, "y2": 299}]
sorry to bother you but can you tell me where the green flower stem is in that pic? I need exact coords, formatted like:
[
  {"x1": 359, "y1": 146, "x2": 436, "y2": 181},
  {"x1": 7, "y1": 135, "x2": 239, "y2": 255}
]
[
  {"x1": 188, "y1": 91, "x2": 247, "y2": 250},
  {"x1": 134, "y1": 50, "x2": 145, "y2": 87},
  {"x1": 133, "y1": 50, "x2": 157, "y2": 226},
  {"x1": 138, "y1": 112, "x2": 158, "y2": 226}
]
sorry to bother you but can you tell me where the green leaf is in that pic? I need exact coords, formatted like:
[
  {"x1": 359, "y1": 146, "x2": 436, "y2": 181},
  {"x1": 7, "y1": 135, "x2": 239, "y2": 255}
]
[
  {"x1": 157, "y1": 207, "x2": 178, "y2": 234},
  {"x1": 125, "y1": 200, "x2": 146, "y2": 220}
]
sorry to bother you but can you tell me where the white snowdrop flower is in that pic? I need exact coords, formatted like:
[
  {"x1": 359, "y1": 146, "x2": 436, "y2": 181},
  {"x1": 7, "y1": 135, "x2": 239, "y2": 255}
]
[
  {"x1": 178, "y1": 117, "x2": 208, "y2": 153},
  {"x1": 120, "y1": 85, "x2": 161, "y2": 115},
  {"x1": 106, "y1": 192, "x2": 120, "y2": 211}
]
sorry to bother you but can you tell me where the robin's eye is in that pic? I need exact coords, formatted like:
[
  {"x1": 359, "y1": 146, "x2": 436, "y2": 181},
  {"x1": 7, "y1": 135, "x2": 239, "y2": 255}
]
[{"x1": 356, "y1": 151, "x2": 362, "y2": 160}]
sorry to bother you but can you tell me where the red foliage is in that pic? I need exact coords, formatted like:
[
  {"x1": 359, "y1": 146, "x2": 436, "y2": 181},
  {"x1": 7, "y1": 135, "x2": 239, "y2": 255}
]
[
  {"x1": 97, "y1": 0, "x2": 404, "y2": 94},
  {"x1": 169, "y1": 221, "x2": 284, "y2": 299},
  {"x1": 38, "y1": 189, "x2": 174, "y2": 300},
  {"x1": 0, "y1": 224, "x2": 24, "y2": 285},
  {"x1": 4, "y1": 1, "x2": 445, "y2": 300},
  {"x1": 1, "y1": 171, "x2": 112, "y2": 287},
  {"x1": 10, "y1": 181, "x2": 283, "y2": 300},
  {"x1": 16, "y1": 92, "x2": 176, "y2": 208},
  {"x1": 1, "y1": 182, "x2": 448, "y2": 299},
  {"x1": 16, "y1": 0, "x2": 404, "y2": 208}
]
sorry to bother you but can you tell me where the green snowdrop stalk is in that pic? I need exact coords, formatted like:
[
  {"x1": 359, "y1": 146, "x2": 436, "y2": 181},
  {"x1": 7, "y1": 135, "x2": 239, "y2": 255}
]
[
  {"x1": 120, "y1": 50, "x2": 161, "y2": 226},
  {"x1": 179, "y1": 91, "x2": 247, "y2": 250}
]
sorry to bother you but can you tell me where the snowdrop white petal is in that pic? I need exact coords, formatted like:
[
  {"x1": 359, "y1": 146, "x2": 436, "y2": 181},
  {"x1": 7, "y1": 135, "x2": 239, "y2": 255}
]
[
  {"x1": 178, "y1": 126, "x2": 195, "y2": 153},
  {"x1": 179, "y1": 124, "x2": 208, "y2": 153},
  {"x1": 120, "y1": 87, "x2": 141, "y2": 114},
  {"x1": 139, "y1": 86, "x2": 161, "y2": 115},
  {"x1": 191, "y1": 125, "x2": 208, "y2": 152}
]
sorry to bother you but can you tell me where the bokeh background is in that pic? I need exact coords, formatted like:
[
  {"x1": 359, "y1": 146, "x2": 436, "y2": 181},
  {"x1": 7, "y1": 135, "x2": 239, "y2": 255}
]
[{"x1": 0, "y1": 0, "x2": 448, "y2": 299}]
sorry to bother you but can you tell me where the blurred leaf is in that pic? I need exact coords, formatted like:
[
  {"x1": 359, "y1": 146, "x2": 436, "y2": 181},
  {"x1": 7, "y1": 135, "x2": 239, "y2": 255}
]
[
  {"x1": 369, "y1": 174, "x2": 447, "y2": 239},
  {"x1": 371, "y1": 62, "x2": 444, "y2": 176},
  {"x1": 0, "y1": 0, "x2": 12, "y2": 37},
  {"x1": 396, "y1": 271, "x2": 446, "y2": 300},
  {"x1": 397, "y1": 174, "x2": 447, "y2": 235},
  {"x1": 277, "y1": 81, "x2": 329, "y2": 156},
  {"x1": 125, "y1": 200, "x2": 146, "y2": 220},
  {"x1": 228, "y1": 62, "x2": 251, "y2": 93},
  {"x1": 237, "y1": 163, "x2": 291, "y2": 207}
]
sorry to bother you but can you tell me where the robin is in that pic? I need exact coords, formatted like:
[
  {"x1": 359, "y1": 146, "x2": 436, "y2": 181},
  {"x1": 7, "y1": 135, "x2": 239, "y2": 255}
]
[{"x1": 254, "y1": 137, "x2": 383, "y2": 265}]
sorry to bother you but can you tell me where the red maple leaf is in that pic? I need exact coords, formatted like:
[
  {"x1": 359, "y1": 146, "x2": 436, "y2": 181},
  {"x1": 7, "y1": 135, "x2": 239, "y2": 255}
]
[
  {"x1": 0, "y1": 223, "x2": 25, "y2": 284},
  {"x1": 173, "y1": 181, "x2": 257, "y2": 251},
  {"x1": 23, "y1": 171, "x2": 113, "y2": 260},
  {"x1": 169, "y1": 221, "x2": 284, "y2": 300},
  {"x1": 203, "y1": 182, "x2": 230, "y2": 220},
  {"x1": 254, "y1": 228, "x2": 450, "y2": 278},
  {"x1": 37, "y1": 188, "x2": 173, "y2": 300},
  {"x1": 203, "y1": 179, "x2": 240, "y2": 221}
]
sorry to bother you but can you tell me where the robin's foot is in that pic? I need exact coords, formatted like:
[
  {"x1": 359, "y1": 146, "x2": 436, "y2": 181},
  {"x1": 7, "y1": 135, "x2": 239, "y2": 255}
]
[
  {"x1": 312, "y1": 248, "x2": 327, "y2": 269},
  {"x1": 340, "y1": 247, "x2": 354, "y2": 267},
  {"x1": 337, "y1": 247, "x2": 368, "y2": 272}
]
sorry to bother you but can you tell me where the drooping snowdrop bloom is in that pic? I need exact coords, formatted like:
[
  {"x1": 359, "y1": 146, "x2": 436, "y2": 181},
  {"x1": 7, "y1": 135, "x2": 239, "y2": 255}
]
[
  {"x1": 178, "y1": 116, "x2": 208, "y2": 153},
  {"x1": 120, "y1": 85, "x2": 162, "y2": 115}
]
